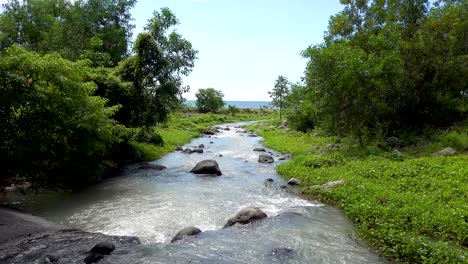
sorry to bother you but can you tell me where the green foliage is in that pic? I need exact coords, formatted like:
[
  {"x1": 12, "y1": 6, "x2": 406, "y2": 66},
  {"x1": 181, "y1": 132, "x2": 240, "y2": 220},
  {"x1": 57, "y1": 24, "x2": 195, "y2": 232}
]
[
  {"x1": 254, "y1": 122, "x2": 468, "y2": 263},
  {"x1": 132, "y1": 127, "x2": 164, "y2": 146},
  {"x1": 284, "y1": 83, "x2": 316, "y2": 132},
  {"x1": 227, "y1": 105, "x2": 240, "y2": 116},
  {"x1": 195, "y1": 88, "x2": 225, "y2": 113},
  {"x1": 116, "y1": 8, "x2": 198, "y2": 127},
  {"x1": 0, "y1": 0, "x2": 136, "y2": 66},
  {"x1": 0, "y1": 46, "x2": 126, "y2": 187},
  {"x1": 296, "y1": 0, "x2": 467, "y2": 142},
  {"x1": 268, "y1": 75, "x2": 290, "y2": 119}
]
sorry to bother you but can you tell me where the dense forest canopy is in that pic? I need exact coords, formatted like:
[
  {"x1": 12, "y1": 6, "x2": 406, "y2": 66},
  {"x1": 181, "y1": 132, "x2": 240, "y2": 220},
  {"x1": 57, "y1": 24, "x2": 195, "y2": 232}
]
[{"x1": 0, "y1": 0, "x2": 197, "y2": 187}]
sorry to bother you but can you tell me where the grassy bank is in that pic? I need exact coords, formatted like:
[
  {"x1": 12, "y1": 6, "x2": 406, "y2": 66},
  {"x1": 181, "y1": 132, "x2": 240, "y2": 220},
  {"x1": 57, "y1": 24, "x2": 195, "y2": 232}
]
[
  {"x1": 249, "y1": 121, "x2": 467, "y2": 263},
  {"x1": 131, "y1": 111, "x2": 274, "y2": 161}
]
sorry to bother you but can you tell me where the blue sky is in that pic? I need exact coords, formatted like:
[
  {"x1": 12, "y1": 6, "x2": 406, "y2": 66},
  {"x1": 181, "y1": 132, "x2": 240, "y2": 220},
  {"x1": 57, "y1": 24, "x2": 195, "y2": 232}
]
[{"x1": 132, "y1": 0, "x2": 344, "y2": 101}]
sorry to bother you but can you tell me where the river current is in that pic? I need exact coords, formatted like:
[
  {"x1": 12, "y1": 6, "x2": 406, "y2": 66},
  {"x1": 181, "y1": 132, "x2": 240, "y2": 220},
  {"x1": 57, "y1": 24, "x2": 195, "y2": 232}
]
[{"x1": 13, "y1": 122, "x2": 386, "y2": 263}]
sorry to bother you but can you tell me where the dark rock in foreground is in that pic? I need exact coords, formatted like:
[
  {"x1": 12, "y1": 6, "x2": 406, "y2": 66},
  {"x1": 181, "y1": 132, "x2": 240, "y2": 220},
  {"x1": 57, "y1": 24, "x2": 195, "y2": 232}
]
[
  {"x1": 171, "y1": 226, "x2": 202, "y2": 243},
  {"x1": 84, "y1": 253, "x2": 104, "y2": 264},
  {"x1": 223, "y1": 207, "x2": 267, "y2": 228},
  {"x1": 258, "y1": 154, "x2": 274, "y2": 163},
  {"x1": 190, "y1": 160, "x2": 222, "y2": 176},
  {"x1": 90, "y1": 241, "x2": 115, "y2": 255}
]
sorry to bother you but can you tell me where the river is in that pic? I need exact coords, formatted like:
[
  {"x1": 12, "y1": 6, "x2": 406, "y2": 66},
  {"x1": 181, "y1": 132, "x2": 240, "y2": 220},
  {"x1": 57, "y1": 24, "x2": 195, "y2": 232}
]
[{"x1": 10, "y1": 122, "x2": 386, "y2": 263}]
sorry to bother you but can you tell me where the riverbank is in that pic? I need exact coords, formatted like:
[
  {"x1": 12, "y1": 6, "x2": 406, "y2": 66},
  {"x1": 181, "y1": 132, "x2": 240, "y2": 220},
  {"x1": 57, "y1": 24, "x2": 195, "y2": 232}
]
[
  {"x1": 249, "y1": 121, "x2": 467, "y2": 263},
  {"x1": 131, "y1": 111, "x2": 274, "y2": 161}
]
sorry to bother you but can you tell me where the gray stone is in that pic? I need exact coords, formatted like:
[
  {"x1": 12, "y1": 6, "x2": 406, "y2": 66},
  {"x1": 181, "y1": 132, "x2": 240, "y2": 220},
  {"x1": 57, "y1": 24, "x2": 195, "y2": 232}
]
[
  {"x1": 393, "y1": 149, "x2": 403, "y2": 158},
  {"x1": 224, "y1": 127, "x2": 230, "y2": 131},
  {"x1": 383, "y1": 137, "x2": 401, "y2": 149},
  {"x1": 432, "y1": 147, "x2": 457, "y2": 156},
  {"x1": 175, "y1": 146, "x2": 183, "y2": 151},
  {"x1": 43, "y1": 254, "x2": 59, "y2": 264},
  {"x1": 171, "y1": 226, "x2": 202, "y2": 243},
  {"x1": 90, "y1": 241, "x2": 115, "y2": 255},
  {"x1": 223, "y1": 207, "x2": 267, "y2": 228},
  {"x1": 265, "y1": 178, "x2": 274, "y2": 183},
  {"x1": 192, "y1": 148, "x2": 204, "y2": 154},
  {"x1": 198, "y1": 144, "x2": 205, "y2": 148},
  {"x1": 258, "y1": 154, "x2": 274, "y2": 163},
  {"x1": 322, "y1": 179, "x2": 345, "y2": 189},
  {"x1": 182, "y1": 148, "x2": 193, "y2": 154},
  {"x1": 287, "y1": 178, "x2": 300, "y2": 186},
  {"x1": 84, "y1": 253, "x2": 104, "y2": 264},
  {"x1": 253, "y1": 147, "x2": 266, "y2": 152},
  {"x1": 190, "y1": 160, "x2": 222, "y2": 176},
  {"x1": 278, "y1": 154, "x2": 291, "y2": 160},
  {"x1": 247, "y1": 134, "x2": 258, "y2": 137}
]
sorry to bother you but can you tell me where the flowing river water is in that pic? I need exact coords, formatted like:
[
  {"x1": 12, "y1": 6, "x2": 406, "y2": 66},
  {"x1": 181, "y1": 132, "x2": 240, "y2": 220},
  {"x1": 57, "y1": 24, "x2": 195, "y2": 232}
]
[{"x1": 11, "y1": 122, "x2": 386, "y2": 263}]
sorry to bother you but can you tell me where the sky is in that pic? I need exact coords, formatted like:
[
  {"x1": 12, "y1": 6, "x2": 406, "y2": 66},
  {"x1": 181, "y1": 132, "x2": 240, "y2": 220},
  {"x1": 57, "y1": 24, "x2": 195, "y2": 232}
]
[{"x1": 132, "y1": 0, "x2": 344, "y2": 101}]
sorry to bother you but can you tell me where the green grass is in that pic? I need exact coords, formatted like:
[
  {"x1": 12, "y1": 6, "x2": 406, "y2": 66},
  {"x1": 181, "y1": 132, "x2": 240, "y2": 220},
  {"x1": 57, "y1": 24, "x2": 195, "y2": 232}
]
[
  {"x1": 251, "y1": 122, "x2": 468, "y2": 263},
  {"x1": 131, "y1": 111, "x2": 274, "y2": 160}
]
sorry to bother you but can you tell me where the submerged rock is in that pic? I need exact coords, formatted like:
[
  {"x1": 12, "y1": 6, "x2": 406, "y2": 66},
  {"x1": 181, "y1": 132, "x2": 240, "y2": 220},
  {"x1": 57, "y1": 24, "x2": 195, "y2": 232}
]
[
  {"x1": 171, "y1": 226, "x2": 202, "y2": 243},
  {"x1": 223, "y1": 207, "x2": 267, "y2": 228},
  {"x1": 258, "y1": 154, "x2": 274, "y2": 163},
  {"x1": 190, "y1": 160, "x2": 222, "y2": 176},
  {"x1": 192, "y1": 148, "x2": 204, "y2": 154},
  {"x1": 138, "y1": 163, "x2": 166, "y2": 170},
  {"x1": 253, "y1": 147, "x2": 266, "y2": 152},
  {"x1": 265, "y1": 178, "x2": 274, "y2": 183},
  {"x1": 271, "y1": 247, "x2": 295, "y2": 258}
]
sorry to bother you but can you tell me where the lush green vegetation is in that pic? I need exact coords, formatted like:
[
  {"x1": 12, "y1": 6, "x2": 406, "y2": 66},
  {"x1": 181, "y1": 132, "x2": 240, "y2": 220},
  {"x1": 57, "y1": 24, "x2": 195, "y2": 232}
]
[
  {"x1": 249, "y1": 120, "x2": 467, "y2": 263},
  {"x1": 0, "y1": 1, "x2": 198, "y2": 188},
  {"x1": 284, "y1": 0, "x2": 467, "y2": 143},
  {"x1": 195, "y1": 88, "x2": 225, "y2": 113}
]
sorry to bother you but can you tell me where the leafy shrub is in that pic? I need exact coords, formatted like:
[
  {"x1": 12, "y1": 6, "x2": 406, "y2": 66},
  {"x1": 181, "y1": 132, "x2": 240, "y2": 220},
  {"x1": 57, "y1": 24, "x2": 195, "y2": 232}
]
[{"x1": 133, "y1": 127, "x2": 164, "y2": 146}]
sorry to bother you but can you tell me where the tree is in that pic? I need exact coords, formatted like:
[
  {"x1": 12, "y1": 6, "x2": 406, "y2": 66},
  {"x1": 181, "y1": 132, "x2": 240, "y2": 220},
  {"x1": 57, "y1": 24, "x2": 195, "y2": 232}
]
[
  {"x1": 268, "y1": 75, "x2": 290, "y2": 119},
  {"x1": 0, "y1": 46, "x2": 126, "y2": 187},
  {"x1": 195, "y1": 88, "x2": 225, "y2": 113},
  {"x1": 116, "y1": 7, "x2": 198, "y2": 127},
  {"x1": 0, "y1": 0, "x2": 136, "y2": 66}
]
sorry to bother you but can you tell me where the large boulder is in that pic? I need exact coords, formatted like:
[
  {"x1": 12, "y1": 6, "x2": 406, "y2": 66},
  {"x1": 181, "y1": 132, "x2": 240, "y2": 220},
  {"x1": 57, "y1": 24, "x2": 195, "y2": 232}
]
[
  {"x1": 171, "y1": 226, "x2": 202, "y2": 243},
  {"x1": 258, "y1": 154, "x2": 274, "y2": 163},
  {"x1": 90, "y1": 241, "x2": 115, "y2": 255},
  {"x1": 223, "y1": 207, "x2": 267, "y2": 228},
  {"x1": 190, "y1": 160, "x2": 222, "y2": 176},
  {"x1": 432, "y1": 147, "x2": 457, "y2": 156}
]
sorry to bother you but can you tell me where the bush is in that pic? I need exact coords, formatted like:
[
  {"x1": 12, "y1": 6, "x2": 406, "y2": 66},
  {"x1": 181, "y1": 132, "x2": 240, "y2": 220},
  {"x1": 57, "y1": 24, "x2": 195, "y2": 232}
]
[
  {"x1": 195, "y1": 88, "x2": 224, "y2": 113},
  {"x1": 133, "y1": 127, "x2": 164, "y2": 146}
]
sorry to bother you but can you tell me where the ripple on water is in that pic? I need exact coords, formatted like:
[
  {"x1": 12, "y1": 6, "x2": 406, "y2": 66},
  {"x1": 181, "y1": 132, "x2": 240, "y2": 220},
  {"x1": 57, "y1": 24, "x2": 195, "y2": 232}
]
[{"x1": 16, "y1": 122, "x2": 387, "y2": 263}]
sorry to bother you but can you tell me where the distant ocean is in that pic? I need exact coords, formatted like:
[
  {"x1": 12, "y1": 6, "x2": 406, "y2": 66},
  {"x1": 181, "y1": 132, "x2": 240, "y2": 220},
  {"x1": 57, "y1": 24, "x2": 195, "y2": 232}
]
[{"x1": 185, "y1": 100, "x2": 271, "y2": 109}]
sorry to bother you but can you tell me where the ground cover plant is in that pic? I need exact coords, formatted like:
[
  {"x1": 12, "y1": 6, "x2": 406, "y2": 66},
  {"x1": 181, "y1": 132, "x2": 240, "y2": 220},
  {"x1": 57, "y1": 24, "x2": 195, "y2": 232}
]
[{"x1": 249, "y1": 121, "x2": 468, "y2": 263}]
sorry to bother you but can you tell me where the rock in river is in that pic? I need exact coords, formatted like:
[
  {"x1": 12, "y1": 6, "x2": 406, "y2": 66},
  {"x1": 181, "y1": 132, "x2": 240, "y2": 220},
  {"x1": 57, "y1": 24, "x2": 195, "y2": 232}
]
[
  {"x1": 190, "y1": 160, "x2": 222, "y2": 176},
  {"x1": 90, "y1": 241, "x2": 115, "y2": 255},
  {"x1": 253, "y1": 147, "x2": 266, "y2": 152},
  {"x1": 223, "y1": 207, "x2": 267, "y2": 228},
  {"x1": 287, "y1": 178, "x2": 300, "y2": 186},
  {"x1": 171, "y1": 226, "x2": 202, "y2": 243},
  {"x1": 258, "y1": 154, "x2": 274, "y2": 163}
]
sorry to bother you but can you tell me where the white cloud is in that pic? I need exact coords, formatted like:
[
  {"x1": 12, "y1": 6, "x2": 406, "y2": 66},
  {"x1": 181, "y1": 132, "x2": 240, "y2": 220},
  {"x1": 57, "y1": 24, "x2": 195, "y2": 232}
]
[{"x1": 184, "y1": 0, "x2": 208, "y2": 2}]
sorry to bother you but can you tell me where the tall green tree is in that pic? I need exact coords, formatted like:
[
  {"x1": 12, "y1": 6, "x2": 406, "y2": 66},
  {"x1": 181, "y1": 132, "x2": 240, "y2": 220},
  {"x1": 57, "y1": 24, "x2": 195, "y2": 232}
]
[
  {"x1": 268, "y1": 75, "x2": 290, "y2": 119},
  {"x1": 195, "y1": 88, "x2": 225, "y2": 113},
  {"x1": 116, "y1": 8, "x2": 198, "y2": 127},
  {"x1": 0, "y1": 0, "x2": 136, "y2": 66}
]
